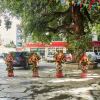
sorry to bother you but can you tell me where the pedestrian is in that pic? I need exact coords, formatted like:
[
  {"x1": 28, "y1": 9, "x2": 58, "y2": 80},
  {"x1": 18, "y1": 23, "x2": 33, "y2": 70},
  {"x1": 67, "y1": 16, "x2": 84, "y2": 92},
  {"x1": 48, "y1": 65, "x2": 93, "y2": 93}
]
[
  {"x1": 79, "y1": 53, "x2": 90, "y2": 78},
  {"x1": 5, "y1": 52, "x2": 14, "y2": 77},
  {"x1": 54, "y1": 50, "x2": 66, "y2": 78},
  {"x1": 28, "y1": 52, "x2": 41, "y2": 77}
]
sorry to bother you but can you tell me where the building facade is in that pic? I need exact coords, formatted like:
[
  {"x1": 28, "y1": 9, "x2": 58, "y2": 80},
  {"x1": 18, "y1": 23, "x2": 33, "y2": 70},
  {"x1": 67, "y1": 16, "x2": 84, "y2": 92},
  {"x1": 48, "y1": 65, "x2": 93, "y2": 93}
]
[{"x1": 25, "y1": 41, "x2": 68, "y2": 58}]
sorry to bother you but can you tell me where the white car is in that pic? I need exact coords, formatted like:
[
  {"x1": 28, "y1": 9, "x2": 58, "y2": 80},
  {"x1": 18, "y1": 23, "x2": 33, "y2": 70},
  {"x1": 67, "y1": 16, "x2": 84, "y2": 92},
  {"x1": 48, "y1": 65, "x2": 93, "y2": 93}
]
[
  {"x1": 64, "y1": 53, "x2": 73, "y2": 62},
  {"x1": 95, "y1": 52, "x2": 100, "y2": 59},
  {"x1": 86, "y1": 52, "x2": 97, "y2": 61},
  {"x1": 45, "y1": 54, "x2": 55, "y2": 62}
]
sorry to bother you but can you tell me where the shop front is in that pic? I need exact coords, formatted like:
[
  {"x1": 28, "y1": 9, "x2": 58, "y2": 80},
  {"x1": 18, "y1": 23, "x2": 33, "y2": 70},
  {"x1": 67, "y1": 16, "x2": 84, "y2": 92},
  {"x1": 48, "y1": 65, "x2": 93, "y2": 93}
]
[
  {"x1": 25, "y1": 42, "x2": 45, "y2": 58},
  {"x1": 25, "y1": 41, "x2": 68, "y2": 59},
  {"x1": 91, "y1": 41, "x2": 100, "y2": 52},
  {"x1": 45, "y1": 41, "x2": 68, "y2": 60}
]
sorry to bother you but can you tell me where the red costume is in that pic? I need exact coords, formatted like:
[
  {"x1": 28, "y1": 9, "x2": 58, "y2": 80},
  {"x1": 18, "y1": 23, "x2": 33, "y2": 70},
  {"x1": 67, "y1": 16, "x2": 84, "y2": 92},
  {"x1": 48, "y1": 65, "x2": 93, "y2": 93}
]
[
  {"x1": 28, "y1": 52, "x2": 41, "y2": 77},
  {"x1": 5, "y1": 53, "x2": 14, "y2": 77},
  {"x1": 54, "y1": 51, "x2": 66, "y2": 78},
  {"x1": 79, "y1": 53, "x2": 89, "y2": 78}
]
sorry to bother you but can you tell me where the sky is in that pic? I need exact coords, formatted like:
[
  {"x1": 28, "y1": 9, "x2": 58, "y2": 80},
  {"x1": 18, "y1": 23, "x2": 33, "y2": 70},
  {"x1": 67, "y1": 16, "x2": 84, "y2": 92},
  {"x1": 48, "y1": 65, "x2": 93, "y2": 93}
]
[{"x1": 0, "y1": 16, "x2": 20, "y2": 45}]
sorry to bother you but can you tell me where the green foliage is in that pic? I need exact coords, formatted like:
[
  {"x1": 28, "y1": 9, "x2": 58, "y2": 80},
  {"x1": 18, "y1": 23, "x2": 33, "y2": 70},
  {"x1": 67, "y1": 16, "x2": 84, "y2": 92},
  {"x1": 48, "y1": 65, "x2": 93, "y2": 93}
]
[
  {"x1": 32, "y1": 31, "x2": 52, "y2": 43},
  {"x1": 0, "y1": 0, "x2": 100, "y2": 62},
  {"x1": 0, "y1": 1, "x2": 93, "y2": 33},
  {"x1": 68, "y1": 35, "x2": 90, "y2": 53},
  {"x1": 67, "y1": 34, "x2": 92, "y2": 62},
  {"x1": 94, "y1": 24, "x2": 100, "y2": 33},
  {"x1": 0, "y1": 0, "x2": 99, "y2": 43}
]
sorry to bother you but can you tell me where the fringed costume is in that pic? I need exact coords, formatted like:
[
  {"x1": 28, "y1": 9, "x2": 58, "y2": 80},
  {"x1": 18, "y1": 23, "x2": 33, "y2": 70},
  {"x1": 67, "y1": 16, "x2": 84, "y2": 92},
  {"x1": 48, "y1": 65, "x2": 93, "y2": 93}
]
[
  {"x1": 5, "y1": 53, "x2": 14, "y2": 77},
  {"x1": 28, "y1": 53, "x2": 41, "y2": 77},
  {"x1": 79, "y1": 53, "x2": 89, "y2": 78},
  {"x1": 54, "y1": 51, "x2": 65, "y2": 78}
]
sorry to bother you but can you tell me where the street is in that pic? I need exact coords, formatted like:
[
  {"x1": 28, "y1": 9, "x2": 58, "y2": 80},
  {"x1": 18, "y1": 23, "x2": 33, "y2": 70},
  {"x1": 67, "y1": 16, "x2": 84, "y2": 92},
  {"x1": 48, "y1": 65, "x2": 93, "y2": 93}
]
[{"x1": 0, "y1": 59, "x2": 100, "y2": 100}]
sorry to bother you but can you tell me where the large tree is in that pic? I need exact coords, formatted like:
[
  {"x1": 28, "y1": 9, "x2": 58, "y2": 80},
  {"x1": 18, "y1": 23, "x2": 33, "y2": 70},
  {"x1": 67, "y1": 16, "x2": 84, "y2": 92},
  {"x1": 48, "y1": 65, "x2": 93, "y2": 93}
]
[
  {"x1": 0, "y1": 0, "x2": 100, "y2": 39},
  {"x1": 0, "y1": 0, "x2": 100, "y2": 57},
  {"x1": 0, "y1": 0, "x2": 100, "y2": 62}
]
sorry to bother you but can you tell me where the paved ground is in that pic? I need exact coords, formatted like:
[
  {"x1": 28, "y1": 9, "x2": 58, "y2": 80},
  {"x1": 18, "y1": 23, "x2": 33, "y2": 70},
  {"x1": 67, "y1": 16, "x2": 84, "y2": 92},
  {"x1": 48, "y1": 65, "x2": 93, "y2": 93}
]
[{"x1": 0, "y1": 60, "x2": 100, "y2": 100}]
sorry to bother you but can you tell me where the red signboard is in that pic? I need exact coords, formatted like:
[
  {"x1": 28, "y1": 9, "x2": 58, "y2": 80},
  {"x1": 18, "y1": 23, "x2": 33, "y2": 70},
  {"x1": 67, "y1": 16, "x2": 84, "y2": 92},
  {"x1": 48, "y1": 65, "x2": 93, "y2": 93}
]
[
  {"x1": 16, "y1": 47, "x2": 24, "y2": 51},
  {"x1": 91, "y1": 41, "x2": 100, "y2": 47},
  {"x1": 25, "y1": 42, "x2": 46, "y2": 48},
  {"x1": 47, "y1": 41, "x2": 68, "y2": 47},
  {"x1": 25, "y1": 41, "x2": 68, "y2": 48}
]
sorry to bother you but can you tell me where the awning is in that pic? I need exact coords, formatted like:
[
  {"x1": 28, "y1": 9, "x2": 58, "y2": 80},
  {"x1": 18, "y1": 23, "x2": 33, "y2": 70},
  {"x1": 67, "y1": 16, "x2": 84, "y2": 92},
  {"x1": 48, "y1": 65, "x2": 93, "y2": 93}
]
[
  {"x1": 25, "y1": 41, "x2": 68, "y2": 48},
  {"x1": 16, "y1": 47, "x2": 24, "y2": 51},
  {"x1": 91, "y1": 41, "x2": 100, "y2": 47},
  {"x1": 25, "y1": 42, "x2": 46, "y2": 48},
  {"x1": 48, "y1": 41, "x2": 68, "y2": 47}
]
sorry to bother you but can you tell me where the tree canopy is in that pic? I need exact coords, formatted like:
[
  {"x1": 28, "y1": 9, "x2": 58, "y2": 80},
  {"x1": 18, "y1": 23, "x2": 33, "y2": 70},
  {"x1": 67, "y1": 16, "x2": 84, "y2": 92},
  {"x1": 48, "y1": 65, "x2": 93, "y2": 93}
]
[
  {"x1": 0, "y1": 0, "x2": 99, "y2": 62},
  {"x1": 0, "y1": 0, "x2": 100, "y2": 42}
]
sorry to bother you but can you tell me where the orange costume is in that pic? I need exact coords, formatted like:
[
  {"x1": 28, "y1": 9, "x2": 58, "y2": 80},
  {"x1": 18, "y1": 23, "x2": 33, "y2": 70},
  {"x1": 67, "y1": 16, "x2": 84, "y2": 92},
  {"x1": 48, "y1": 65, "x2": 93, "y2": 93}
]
[
  {"x1": 5, "y1": 53, "x2": 14, "y2": 77},
  {"x1": 54, "y1": 51, "x2": 66, "y2": 78},
  {"x1": 79, "y1": 53, "x2": 89, "y2": 78},
  {"x1": 28, "y1": 52, "x2": 41, "y2": 77}
]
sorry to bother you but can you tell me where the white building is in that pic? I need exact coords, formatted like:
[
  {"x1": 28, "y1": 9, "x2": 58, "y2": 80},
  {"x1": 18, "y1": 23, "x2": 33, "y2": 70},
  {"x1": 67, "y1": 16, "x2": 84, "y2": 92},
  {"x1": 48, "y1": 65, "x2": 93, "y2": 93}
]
[{"x1": 0, "y1": 15, "x2": 20, "y2": 46}]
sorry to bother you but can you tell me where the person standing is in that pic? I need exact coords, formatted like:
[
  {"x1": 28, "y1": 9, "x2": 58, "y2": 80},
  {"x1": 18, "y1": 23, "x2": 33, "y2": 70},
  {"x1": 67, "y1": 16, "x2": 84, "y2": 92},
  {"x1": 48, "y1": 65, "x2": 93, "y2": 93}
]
[
  {"x1": 79, "y1": 53, "x2": 90, "y2": 78},
  {"x1": 54, "y1": 50, "x2": 66, "y2": 78},
  {"x1": 28, "y1": 52, "x2": 41, "y2": 77},
  {"x1": 5, "y1": 52, "x2": 14, "y2": 77}
]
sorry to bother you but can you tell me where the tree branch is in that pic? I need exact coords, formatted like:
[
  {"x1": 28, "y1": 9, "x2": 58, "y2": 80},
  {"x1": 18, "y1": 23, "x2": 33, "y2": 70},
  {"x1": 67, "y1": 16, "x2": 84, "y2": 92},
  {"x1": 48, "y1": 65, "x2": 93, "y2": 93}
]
[
  {"x1": 46, "y1": 23, "x2": 72, "y2": 33},
  {"x1": 42, "y1": 8, "x2": 70, "y2": 17}
]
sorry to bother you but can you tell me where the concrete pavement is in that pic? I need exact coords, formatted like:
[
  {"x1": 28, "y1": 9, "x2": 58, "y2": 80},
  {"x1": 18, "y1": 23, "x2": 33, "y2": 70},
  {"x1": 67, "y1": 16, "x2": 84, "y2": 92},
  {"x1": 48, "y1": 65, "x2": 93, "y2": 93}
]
[{"x1": 0, "y1": 60, "x2": 100, "y2": 100}]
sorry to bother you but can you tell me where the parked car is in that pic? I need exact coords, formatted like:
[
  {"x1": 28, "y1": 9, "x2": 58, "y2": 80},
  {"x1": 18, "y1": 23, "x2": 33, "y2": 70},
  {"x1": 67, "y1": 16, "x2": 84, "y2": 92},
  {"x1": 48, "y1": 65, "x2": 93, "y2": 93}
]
[
  {"x1": 95, "y1": 52, "x2": 100, "y2": 62},
  {"x1": 45, "y1": 52, "x2": 73, "y2": 62},
  {"x1": 45, "y1": 52, "x2": 55, "y2": 62},
  {"x1": 86, "y1": 52, "x2": 97, "y2": 62},
  {"x1": 46, "y1": 54, "x2": 55, "y2": 62},
  {"x1": 64, "y1": 53, "x2": 73, "y2": 62},
  {"x1": 86, "y1": 51, "x2": 100, "y2": 68},
  {"x1": 94, "y1": 52, "x2": 100, "y2": 67},
  {"x1": 11, "y1": 51, "x2": 30, "y2": 69}
]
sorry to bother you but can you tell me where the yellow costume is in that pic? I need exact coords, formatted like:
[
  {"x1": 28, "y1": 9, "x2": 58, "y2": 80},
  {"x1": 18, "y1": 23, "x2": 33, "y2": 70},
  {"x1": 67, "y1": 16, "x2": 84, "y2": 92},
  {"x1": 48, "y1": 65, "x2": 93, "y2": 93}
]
[
  {"x1": 79, "y1": 53, "x2": 89, "y2": 78},
  {"x1": 54, "y1": 51, "x2": 66, "y2": 78},
  {"x1": 28, "y1": 52, "x2": 41, "y2": 77},
  {"x1": 5, "y1": 53, "x2": 14, "y2": 77}
]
